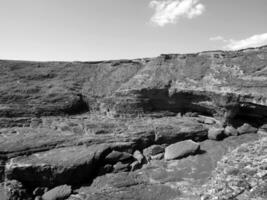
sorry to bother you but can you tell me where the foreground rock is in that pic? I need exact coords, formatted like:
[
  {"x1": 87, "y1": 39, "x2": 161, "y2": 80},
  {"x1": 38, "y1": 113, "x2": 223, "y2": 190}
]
[
  {"x1": 164, "y1": 140, "x2": 200, "y2": 160},
  {"x1": 202, "y1": 137, "x2": 267, "y2": 200}
]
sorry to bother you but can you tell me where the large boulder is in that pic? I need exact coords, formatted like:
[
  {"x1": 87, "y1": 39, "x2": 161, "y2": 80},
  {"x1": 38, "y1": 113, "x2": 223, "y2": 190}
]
[
  {"x1": 42, "y1": 185, "x2": 72, "y2": 200},
  {"x1": 164, "y1": 140, "x2": 200, "y2": 160}
]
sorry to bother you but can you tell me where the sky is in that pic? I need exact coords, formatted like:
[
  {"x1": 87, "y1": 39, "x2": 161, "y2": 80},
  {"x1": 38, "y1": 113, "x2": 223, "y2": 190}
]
[{"x1": 0, "y1": 0, "x2": 266, "y2": 61}]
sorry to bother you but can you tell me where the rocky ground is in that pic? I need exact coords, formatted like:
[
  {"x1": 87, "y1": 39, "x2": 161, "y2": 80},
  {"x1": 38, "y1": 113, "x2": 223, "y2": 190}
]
[{"x1": 0, "y1": 46, "x2": 267, "y2": 200}]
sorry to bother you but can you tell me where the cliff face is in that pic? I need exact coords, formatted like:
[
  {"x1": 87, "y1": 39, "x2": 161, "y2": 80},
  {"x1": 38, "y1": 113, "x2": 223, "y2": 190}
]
[
  {"x1": 0, "y1": 46, "x2": 267, "y2": 200},
  {"x1": 1, "y1": 46, "x2": 267, "y2": 124}
]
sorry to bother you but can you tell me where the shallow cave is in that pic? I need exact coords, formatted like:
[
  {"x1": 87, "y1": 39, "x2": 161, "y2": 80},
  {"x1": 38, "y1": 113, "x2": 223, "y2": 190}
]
[
  {"x1": 228, "y1": 103, "x2": 267, "y2": 128},
  {"x1": 138, "y1": 89, "x2": 217, "y2": 117}
]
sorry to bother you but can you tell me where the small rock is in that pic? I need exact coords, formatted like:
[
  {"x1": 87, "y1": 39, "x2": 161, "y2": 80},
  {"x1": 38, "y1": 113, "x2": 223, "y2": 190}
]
[
  {"x1": 224, "y1": 125, "x2": 238, "y2": 136},
  {"x1": 133, "y1": 150, "x2": 144, "y2": 163},
  {"x1": 57, "y1": 122, "x2": 72, "y2": 132},
  {"x1": 204, "y1": 118, "x2": 215, "y2": 125},
  {"x1": 72, "y1": 126, "x2": 84, "y2": 135},
  {"x1": 113, "y1": 162, "x2": 130, "y2": 173},
  {"x1": 150, "y1": 153, "x2": 164, "y2": 160},
  {"x1": 164, "y1": 140, "x2": 200, "y2": 160},
  {"x1": 208, "y1": 128, "x2": 224, "y2": 140},
  {"x1": 260, "y1": 124, "x2": 267, "y2": 131},
  {"x1": 42, "y1": 185, "x2": 72, "y2": 200},
  {"x1": 35, "y1": 196, "x2": 43, "y2": 200},
  {"x1": 143, "y1": 145, "x2": 164, "y2": 158},
  {"x1": 184, "y1": 112, "x2": 198, "y2": 117},
  {"x1": 30, "y1": 118, "x2": 42, "y2": 128},
  {"x1": 258, "y1": 124, "x2": 267, "y2": 137},
  {"x1": 237, "y1": 123, "x2": 257, "y2": 135},
  {"x1": 130, "y1": 161, "x2": 141, "y2": 171},
  {"x1": 105, "y1": 151, "x2": 133, "y2": 164},
  {"x1": 98, "y1": 164, "x2": 113, "y2": 176},
  {"x1": 33, "y1": 187, "x2": 48, "y2": 196},
  {"x1": 4, "y1": 180, "x2": 29, "y2": 200}
]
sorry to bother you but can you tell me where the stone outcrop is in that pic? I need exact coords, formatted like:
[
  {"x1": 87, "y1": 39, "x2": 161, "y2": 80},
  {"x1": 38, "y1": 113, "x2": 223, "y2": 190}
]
[{"x1": 0, "y1": 45, "x2": 267, "y2": 199}]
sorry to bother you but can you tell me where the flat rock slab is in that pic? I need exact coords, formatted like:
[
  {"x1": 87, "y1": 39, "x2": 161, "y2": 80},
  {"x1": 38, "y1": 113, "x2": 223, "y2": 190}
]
[
  {"x1": 164, "y1": 140, "x2": 200, "y2": 160},
  {"x1": 0, "y1": 128, "x2": 79, "y2": 158},
  {"x1": 6, "y1": 144, "x2": 111, "y2": 187}
]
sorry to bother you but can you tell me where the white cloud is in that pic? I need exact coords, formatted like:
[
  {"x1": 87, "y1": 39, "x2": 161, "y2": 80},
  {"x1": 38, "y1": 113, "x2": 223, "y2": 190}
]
[
  {"x1": 209, "y1": 36, "x2": 225, "y2": 41},
  {"x1": 210, "y1": 33, "x2": 267, "y2": 50},
  {"x1": 149, "y1": 0, "x2": 205, "y2": 27},
  {"x1": 225, "y1": 33, "x2": 267, "y2": 50}
]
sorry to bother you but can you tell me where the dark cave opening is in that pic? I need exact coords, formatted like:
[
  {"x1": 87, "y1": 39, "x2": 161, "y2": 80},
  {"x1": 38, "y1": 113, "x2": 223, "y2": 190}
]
[{"x1": 229, "y1": 103, "x2": 267, "y2": 128}]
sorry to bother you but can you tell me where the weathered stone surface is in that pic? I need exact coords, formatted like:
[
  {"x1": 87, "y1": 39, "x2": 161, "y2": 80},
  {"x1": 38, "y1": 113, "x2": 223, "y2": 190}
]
[
  {"x1": 42, "y1": 185, "x2": 72, "y2": 200},
  {"x1": 237, "y1": 123, "x2": 258, "y2": 135},
  {"x1": 208, "y1": 128, "x2": 224, "y2": 140},
  {"x1": 202, "y1": 137, "x2": 267, "y2": 200},
  {"x1": 164, "y1": 140, "x2": 200, "y2": 160}
]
